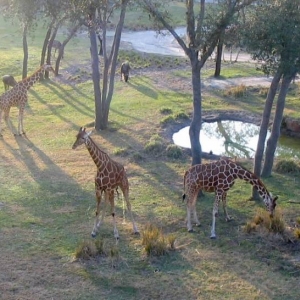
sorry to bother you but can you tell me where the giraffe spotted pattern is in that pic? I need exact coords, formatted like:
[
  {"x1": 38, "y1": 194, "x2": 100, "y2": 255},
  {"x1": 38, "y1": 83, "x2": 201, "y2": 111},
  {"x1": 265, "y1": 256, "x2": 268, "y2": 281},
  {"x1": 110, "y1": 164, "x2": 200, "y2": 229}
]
[
  {"x1": 0, "y1": 64, "x2": 54, "y2": 136},
  {"x1": 183, "y1": 159, "x2": 277, "y2": 238},
  {"x1": 72, "y1": 127, "x2": 139, "y2": 239}
]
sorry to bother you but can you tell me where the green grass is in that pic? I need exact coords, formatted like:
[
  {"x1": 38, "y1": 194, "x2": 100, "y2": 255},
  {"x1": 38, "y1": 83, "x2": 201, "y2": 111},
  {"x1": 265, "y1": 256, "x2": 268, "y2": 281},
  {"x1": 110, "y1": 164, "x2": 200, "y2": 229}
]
[{"x1": 1, "y1": 12, "x2": 300, "y2": 300}]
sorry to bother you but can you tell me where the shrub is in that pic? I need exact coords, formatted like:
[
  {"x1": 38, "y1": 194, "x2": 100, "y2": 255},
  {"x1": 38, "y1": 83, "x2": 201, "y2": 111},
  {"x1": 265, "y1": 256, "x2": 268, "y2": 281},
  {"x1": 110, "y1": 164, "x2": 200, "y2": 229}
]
[
  {"x1": 160, "y1": 115, "x2": 175, "y2": 126},
  {"x1": 130, "y1": 152, "x2": 144, "y2": 162},
  {"x1": 160, "y1": 107, "x2": 173, "y2": 115},
  {"x1": 274, "y1": 159, "x2": 300, "y2": 174},
  {"x1": 174, "y1": 112, "x2": 189, "y2": 120},
  {"x1": 144, "y1": 135, "x2": 164, "y2": 155},
  {"x1": 166, "y1": 144, "x2": 183, "y2": 159},
  {"x1": 294, "y1": 228, "x2": 300, "y2": 239},
  {"x1": 113, "y1": 147, "x2": 129, "y2": 156}
]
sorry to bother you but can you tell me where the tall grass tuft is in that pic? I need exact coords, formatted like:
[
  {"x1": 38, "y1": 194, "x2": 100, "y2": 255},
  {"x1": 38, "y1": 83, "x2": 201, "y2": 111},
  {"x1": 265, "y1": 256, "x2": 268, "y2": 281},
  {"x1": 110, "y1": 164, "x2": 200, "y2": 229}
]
[
  {"x1": 224, "y1": 84, "x2": 247, "y2": 98},
  {"x1": 74, "y1": 239, "x2": 105, "y2": 260},
  {"x1": 244, "y1": 208, "x2": 286, "y2": 235},
  {"x1": 141, "y1": 223, "x2": 176, "y2": 256},
  {"x1": 74, "y1": 240, "x2": 99, "y2": 260}
]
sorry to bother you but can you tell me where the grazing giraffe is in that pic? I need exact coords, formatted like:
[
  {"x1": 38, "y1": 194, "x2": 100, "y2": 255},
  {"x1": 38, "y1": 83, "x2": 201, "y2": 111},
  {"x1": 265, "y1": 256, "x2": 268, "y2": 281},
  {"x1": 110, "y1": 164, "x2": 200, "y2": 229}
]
[
  {"x1": 72, "y1": 127, "x2": 139, "y2": 239},
  {"x1": 183, "y1": 159, "x2": 277, "y2": 239},
  {"x1": 0, "y1": 64, "x2": 54, "y2": 136}
]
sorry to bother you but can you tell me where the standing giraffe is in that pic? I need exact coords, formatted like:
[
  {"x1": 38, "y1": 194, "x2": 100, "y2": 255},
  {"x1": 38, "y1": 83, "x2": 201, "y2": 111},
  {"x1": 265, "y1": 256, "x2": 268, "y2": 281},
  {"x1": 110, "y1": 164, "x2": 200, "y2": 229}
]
[
  {"x1": 183, "y1": 159, "x2": 277, "y2": 238},
  {"x1": 72, "y1": 127, "x2": 139, "y2": 239},
  {"x1": 0, "y1": 64, "x2": 54, "y2": 136}
]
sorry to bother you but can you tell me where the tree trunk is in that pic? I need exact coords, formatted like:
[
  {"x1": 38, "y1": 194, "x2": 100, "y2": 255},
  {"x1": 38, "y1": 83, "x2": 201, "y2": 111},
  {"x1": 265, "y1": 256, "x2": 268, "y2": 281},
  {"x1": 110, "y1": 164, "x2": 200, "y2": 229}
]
[
  {"x1": 55, "y1": 22, "x2": 82, "y2": 76},
  {"x1": 261, "y1": 74, "x2": 292, "y2": 177},
  {"x1": 22, "y1": 23, "x2": 28, "y2": 79},
  {"x1": 214, "y1": 38, "x2": 223, "y2": 77},
  {"x1": 41, "y1": 27, "x2": 52, "y2": 67},
  {"x1": 89, "y1": 25, "x2": 102, "y2": 131},
  {"x1": 46, "y1": 26, "x2": 59, "y2": 79},
  {"x1": 189, "y1": 52, "x2": 202, "y2": 166},
  {"x1": 252, "y1": 69, "x2": 282, "y2": 199}
]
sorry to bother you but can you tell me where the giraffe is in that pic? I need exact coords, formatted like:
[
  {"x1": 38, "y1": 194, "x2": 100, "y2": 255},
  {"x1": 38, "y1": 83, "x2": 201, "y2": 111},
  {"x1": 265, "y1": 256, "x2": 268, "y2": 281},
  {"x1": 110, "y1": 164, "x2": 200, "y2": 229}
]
[
  {"x1": 183, "y1": 159, "x2": 277, "y2": 239},
  {"x1": 0, "y1": 64, "x2": 54, "y2": 136},
  {"x1": 72, "y1": 127, "x2": 139, "y2": 239}
]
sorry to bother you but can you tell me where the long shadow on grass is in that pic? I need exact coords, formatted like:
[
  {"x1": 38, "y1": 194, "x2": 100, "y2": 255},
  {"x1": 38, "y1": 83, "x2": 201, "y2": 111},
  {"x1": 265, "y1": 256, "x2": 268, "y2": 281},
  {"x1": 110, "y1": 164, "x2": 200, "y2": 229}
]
[{"x1": 29, "y1": 80, "x2": 94, "y2": 122}]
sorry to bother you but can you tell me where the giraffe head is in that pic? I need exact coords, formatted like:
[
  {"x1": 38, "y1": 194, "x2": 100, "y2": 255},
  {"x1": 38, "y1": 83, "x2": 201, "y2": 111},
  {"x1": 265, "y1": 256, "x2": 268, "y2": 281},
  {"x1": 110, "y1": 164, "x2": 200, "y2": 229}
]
[
  {"x1": 265, "y1": 194, "x2": 278, "y2": 217},
  {"x1": 72, "y1": 127, "x2": 92, "y2": 149}
]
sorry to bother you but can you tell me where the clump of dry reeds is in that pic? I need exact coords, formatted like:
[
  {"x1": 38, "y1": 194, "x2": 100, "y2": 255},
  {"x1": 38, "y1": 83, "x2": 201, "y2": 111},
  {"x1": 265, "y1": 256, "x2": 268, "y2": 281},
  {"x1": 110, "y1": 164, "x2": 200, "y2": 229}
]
[
  {"x1": 74, "y1": 238, "x2": 105, "y2": 260},
  {"x1": 141, "y1": 223, "x2": 176, "y2": 256},
  {"x1": 244, "y1": 208, "x2": 286, "y2": 235}
]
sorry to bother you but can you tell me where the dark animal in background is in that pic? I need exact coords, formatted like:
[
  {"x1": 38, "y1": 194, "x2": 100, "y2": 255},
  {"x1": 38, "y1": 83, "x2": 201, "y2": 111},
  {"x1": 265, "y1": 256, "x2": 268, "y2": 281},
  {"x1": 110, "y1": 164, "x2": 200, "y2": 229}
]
[
  {"x1": 49, "y1": 40, "x2": 64, "y2": 58},
  {"x1": 121, "y1": 62, "x2": 131, "y2": 82},
  {"x1": 2, "y1": 75, "x2": 17, "y2": 91}
]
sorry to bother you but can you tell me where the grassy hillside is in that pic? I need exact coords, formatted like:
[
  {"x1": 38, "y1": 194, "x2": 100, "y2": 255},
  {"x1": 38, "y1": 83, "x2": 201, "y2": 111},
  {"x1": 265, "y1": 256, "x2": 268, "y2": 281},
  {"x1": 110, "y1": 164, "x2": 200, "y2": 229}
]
[{"x1": 1, "y1": 12, "x2": 300, "y2": 300}]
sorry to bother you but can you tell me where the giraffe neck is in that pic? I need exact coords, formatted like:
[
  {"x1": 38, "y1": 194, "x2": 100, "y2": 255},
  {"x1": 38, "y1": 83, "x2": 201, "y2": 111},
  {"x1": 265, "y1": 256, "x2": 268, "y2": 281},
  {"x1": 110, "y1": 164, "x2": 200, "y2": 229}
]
[
  {"x1": 21, "y1": 67, "x2": 44, "y2": 90},
  {"x1": 236, "y1": 166, "x2": 270, "y2": 200},
  {"x1": 85, "y1": 137, "x2": 110, "y2": 170}
]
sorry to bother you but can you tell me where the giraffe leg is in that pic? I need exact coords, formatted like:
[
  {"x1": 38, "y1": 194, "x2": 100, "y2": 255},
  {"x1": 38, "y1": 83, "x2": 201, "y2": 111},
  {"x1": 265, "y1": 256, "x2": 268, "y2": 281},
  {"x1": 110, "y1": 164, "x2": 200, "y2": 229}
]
[
  {"x1": 121, "y1": 187, "x2": 139, "y2": 234},
  {"x1": 0, "y1": 110, "x2": 3, "y2": 136},
  {"x1": 108, "y1": 191, "x2": 119, "y2": 240},
  {"x1": 186, "y1": 192, "x2": 198, "y2": 232},
  {"x1": 211, "y1": 192, "x2": 222, "y2": 239},
  {"x1": 18, "y1": 106, "x2": 25, "y2": 135},
  {"x1": 4, "y1": 108, "x2": 15, "y2": 135},
  {"x1": 222, "y1": 192, "x2": 232, "y2": 221},
  {"x1": 91, "y1": 189, "x2": 103, "y2": 237}
]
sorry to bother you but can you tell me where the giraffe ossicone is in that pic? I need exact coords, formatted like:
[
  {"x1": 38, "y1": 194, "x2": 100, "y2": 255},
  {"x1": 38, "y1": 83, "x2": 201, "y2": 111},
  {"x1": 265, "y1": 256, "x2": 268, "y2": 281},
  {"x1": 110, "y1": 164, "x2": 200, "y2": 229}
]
[
  {"x1": 0, "y1": 64, "x2": 55, "y2": 136},
  {"x1": 183, "y1": 159, "x2": 277, "y2": 239},
  {"x1": 72, "y1": 127, "x2": 139, "y2": 239}
]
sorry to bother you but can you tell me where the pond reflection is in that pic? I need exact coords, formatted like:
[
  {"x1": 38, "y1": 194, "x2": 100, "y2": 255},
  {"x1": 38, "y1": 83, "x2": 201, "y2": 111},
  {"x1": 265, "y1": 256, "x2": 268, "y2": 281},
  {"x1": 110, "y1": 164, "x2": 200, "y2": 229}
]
[{"x1": 172, "y1": 121, "x2": 300, "y2": 159}]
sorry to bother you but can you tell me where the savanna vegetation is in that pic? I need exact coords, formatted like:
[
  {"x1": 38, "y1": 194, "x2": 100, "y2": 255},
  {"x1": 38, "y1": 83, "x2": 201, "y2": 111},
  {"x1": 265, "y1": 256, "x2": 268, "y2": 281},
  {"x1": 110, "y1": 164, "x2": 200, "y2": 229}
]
[{"x1": 1, "y1": 2, "x2": 300, "y2": 300}]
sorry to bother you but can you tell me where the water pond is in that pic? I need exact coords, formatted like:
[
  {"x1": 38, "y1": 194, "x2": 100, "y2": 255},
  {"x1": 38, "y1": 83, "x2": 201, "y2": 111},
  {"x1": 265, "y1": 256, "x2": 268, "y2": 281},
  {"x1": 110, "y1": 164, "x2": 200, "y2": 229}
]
[{"x1": 172, "y1": 121, "x2": 300, "y2": 159}]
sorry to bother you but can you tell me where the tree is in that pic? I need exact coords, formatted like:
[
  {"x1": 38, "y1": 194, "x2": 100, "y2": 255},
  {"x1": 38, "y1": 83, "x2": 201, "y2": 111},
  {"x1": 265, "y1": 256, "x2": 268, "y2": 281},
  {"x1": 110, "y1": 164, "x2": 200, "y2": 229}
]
[
  {"x1": 70, "y1": 0, "x2": 130, "y2": 131},
  {"x1": 141, "y1": 0, "x2": 256, "y2": 165},
  {"x1": 242, "y1": 0, "x2": 300, "y2": 197},
  {"x1": 0, "y1": 0, "x2": 40, "y2": 78}
]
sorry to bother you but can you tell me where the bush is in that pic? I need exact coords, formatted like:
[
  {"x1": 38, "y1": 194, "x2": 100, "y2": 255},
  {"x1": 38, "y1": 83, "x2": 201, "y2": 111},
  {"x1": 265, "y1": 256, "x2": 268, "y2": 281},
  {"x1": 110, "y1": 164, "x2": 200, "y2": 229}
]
[
  {"x1": 113, "y1": 147, "x2": 129, "y2": 156},
  {"x1": 144, "y1": 135, "x2": 164, "y2": 155},
  {"x1": 174, "y1": 112, "x2": 189, "y2": 120},
  {"x1": 160, "y1": 107, "x2": 173, "y2": 115},
  {"x1": 160, "y1": 115, "x2": 175, "y2": 126},
  {"x1": 166, "y1": 144, "x2": 183, "y2": 159},
  {"x1": 294, "y1": 228, "x2": 300, "y2": 239},
  {"x1": 274, "y1": 159, "x2": 300, "y2": 174}
]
